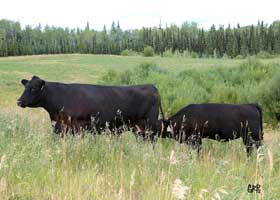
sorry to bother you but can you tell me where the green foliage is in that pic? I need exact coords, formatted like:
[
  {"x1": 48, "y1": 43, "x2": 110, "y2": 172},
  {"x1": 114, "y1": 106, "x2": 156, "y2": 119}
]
[
  {"x1": 163, "y1": 49, "x2": 173, "y2": 57},
  {"x1": 120, "y1": 49, "x2": 129, "y2": 56},
  {"x1": 235, "y1": 55, "x2": 244, "y2": 59},
  {"x1": 259, "y1": 72, "x2": 280, "y2": 124},
  {"x1": 222, "y1": 53, "x2": 229, "y2": 59},
  {"x1": 191, "y1": 51, "x2": 199, "y2": 58},
  {"x1": 143, "y1": 46, "x2": 154, "y2": 57},
  {"x1": 101, "y1": 69, "x2": 118, "y2": 84},
  {"x1": 101, "y1": 57, "x2": 279, "y2": 122},
  {"x1": 173, "y1": 50, "x2": 182, "y2": 57},
  {"x1": 136, "y1": 62, "x2": 157, "y2": 78},
  {"x1": 119, "y1": 69, "x2": 133, "y2": 85},
  {"x1": 256, "y1": 51, "x2": 275, "y2": 59},
  {"x1": 120, "y1": 49, "x2": 138, "y2": 56},
  {"x1": 182, "y1": 50, "x2": 200, "y2": 58},
  {"x1": 182, "y1": 50, "x2": 192, "y2": 58},
  {"x1": 1, "y1": 19, "x2": 280, "y2": 57}
]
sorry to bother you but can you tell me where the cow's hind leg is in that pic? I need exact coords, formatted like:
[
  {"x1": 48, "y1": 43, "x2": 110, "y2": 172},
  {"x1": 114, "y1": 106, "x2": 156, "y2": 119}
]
[
  {"x1": 146, "y1": 104, "x2": 160, "y2": 144},
  {"x1": 246, "y1": 143, "x2": 253, "y2": 157},
  {"x1": 132, "y1": 122, "x2": 146, "y2": 142},
  {"x1": 242, "y1": 133, "x2": 254, "y2": 157},
  {"x1": 243, "y1": 124, "x2": 263, "y2": 157},
  {"x1": 187, "y1": 134, "x2": 202, "y2": 154}
]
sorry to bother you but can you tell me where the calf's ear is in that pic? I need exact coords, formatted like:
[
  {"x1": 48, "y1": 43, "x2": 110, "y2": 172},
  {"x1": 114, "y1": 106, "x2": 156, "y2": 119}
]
[
  {"x1": 32, "y1": 75, "x2": 40, "y2": 80},
  {"x1": 40, "y1": 80, "x2": 46, "y2": 90},
  {"x1": 21, "y1": 79, "x2": 28, "y2": 85}
]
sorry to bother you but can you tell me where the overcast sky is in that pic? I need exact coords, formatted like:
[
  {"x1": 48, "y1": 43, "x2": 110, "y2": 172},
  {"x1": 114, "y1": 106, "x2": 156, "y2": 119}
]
[{"x1": 0, "y1": 0, "x2": 279, "y2": 30}]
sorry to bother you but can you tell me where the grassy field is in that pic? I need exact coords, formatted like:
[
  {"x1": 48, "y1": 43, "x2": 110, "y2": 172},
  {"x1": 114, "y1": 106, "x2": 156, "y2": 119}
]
[{"x1": 0, "y1": 54, "x2": 280, "y2": 199}]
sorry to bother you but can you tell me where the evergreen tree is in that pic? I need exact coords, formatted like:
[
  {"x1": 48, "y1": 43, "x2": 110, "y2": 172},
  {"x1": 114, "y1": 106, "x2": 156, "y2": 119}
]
[{"x1": 0, "y1": 19, "x2": 279, "y2": 57}]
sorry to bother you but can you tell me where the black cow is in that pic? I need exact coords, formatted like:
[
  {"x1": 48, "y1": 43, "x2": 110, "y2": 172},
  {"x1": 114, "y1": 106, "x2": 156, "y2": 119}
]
[
  {"x1": 159, "y1": 103, "x2": 263, "y2": 156},
  {"x1": 17, "y1": 76, "x2": 164, "y2": 139}
]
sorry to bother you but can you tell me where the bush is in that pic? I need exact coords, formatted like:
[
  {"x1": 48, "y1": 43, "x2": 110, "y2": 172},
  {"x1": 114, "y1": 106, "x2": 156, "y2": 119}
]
[
  {"x1": 182, "y1": 50, "x2": 191, "y2": 58},
  {"x1": 163, "y1": 49, "x2": 173, "y2": 57},
  {"x1": 174, "y1": 50, "x2": 182, "y2": 57},
  {"x1": 100, "y1": 59, "x2": 279, "y2": 125},
  {"x1": 143, "y1": 46, "x2": 154, "y2": 57},
  {"x1": 191, "y1": 51, "x2": 199, "y2": 58},
  {"x1": 256, "y1": 51, "x2": 274, "y2": 59},
  {"x1": 135, "y1": 62, "x2": 157, "y2": 78},
  {"x1": 119, "y1": 69, "x2": 133, "y2": 84},
  {"x1": 101, "y1": 69, "x2": 117, "y2": 84},
  {"x1": 120, "y1": 49, "x2": 138, "y2": 56},
  {"x1": 100, "y1": 62, "x2": 159, "y2": 85},
  {"x1": 120, "y1": 49, "x2": 129, "y2": 56},
  {"x1": 235, "y1": 55, "x2": 244, "y2": 59},
  {"x1": 240, "y1": 56, "x2": 263, "y2": 72},
  {"x1": 182, "y1": 50, "x2": 199, "y2": 58},
  {"x1": 213, "y1": 48, "x2": 218, "y2": 58},
  {"x1": 222, "y1": 53, "x2": 229, "y2": 59},
  {"x1": 259, "y1": 72, "x2": 280, "y2": 123}
]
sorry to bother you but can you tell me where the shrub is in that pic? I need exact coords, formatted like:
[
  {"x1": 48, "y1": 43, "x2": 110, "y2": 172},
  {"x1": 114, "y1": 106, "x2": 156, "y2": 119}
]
[
  {"x1": 191, "y1": 51, "x2": 199, "y2": 58},
  {"x1": 182, "y1": 50, "x2": 199, "y2": 58},
  {"x1": 235, "y1": 55, "x2": 244, "y2": 59},
  {"x1": 213, "y1": 49, "x2": 219, "y2": 58},
  {"x1": 182, "y1": 50, "x2": 191, "y2": 58},
  {"x1": 120, "y1": 49, "x2": 138, "y2": 56},
  {"x1": 256, "y1": 51, "x2": 274, "y2": 59},
  {"x1": 222, "y1": 53, "x2": 229, "y2": 59},
  {"x1": 100, "y1": 62, "x2": 158, "y2": 85},
  {"x1": 143, "y1": 46, "x2": 154, "y2": 57},
  {"x1": 121, "y1": 49, "x2": 129, "y2": 56},
  {"x1": 119, "y1": 69, "x2": 133, "y2": 84},
  {"x1": 100, "y1": 59, "x2": 279, "y2": 125},
  {"x1": 163, "y1": 49, "x2": 173, "y2": 57},
  {"x1": 259, "y1": 72, "x2": 280, "y2": 123},
  {"x1": 240, "y1": 56, "x2": 262, "y2": 70},
  {"x1": 135, "y1": 62, "x2": 157, "y2": 78},
  {"x1": 174, "y1": 50, "x2": 182, "y2": 57},
  {"x1": 101, "y1": 69, "x2": 117, "y2": 84}
]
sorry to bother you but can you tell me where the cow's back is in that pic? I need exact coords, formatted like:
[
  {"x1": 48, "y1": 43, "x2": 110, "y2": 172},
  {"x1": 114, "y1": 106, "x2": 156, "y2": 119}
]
[
  {"x1": 169, "y1": 103, "x2": 261, "y2": 141},
  {"x1": 47, "y1": 82, "x2": 160, "y2": 125}
]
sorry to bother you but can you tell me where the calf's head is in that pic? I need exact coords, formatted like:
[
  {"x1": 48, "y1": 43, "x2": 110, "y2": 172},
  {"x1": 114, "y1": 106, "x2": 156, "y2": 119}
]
[
  {"x1": 17, "y1": 76, "x2": 45, "y2": 108},
  {"x1": 157, "y1": 119, "x2": 174, "y2": 138}
]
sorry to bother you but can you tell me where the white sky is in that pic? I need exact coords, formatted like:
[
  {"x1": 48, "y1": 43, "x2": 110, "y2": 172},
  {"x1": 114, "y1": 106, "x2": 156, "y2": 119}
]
[{"x1": 0, "y1": 0, "x2": 279, "y2": 30}]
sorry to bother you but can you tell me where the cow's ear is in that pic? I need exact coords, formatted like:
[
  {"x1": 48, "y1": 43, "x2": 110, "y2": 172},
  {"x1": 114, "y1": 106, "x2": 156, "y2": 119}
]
[{"x1": 21, "y1": 79, "x2": 28, "y2": 86}]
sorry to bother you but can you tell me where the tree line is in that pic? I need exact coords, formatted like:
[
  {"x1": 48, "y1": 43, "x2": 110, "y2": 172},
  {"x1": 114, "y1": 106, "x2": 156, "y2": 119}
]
[{"x1": 0, "y1": 19, "x2": 280, "y2": 58}]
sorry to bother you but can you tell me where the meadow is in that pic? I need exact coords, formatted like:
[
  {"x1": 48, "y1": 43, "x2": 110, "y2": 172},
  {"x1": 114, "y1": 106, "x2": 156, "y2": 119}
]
[{"x1": 0, "y1": 54, "x2": 280, "y2": 199}]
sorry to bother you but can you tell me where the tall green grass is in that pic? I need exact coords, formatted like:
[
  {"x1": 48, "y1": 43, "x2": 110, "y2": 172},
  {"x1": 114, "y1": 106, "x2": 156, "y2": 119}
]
[
  {"x1": 1, "y1": 55, "x2": 280, "y2": 199},
  {"x1": 0, "y1": 111, "x2": 279, "y2": 199}
]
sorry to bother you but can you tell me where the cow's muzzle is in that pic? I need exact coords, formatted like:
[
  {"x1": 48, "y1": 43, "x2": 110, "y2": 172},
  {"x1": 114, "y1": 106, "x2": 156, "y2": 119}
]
[{"x1": 17, "y1": 99, "x2": 26, "y2": 108}]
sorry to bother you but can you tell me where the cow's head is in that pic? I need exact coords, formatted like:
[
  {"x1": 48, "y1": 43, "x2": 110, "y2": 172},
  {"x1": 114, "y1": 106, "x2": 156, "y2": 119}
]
[{"x1": 17, "y1": 76, "x2": 46, "y2": 108}]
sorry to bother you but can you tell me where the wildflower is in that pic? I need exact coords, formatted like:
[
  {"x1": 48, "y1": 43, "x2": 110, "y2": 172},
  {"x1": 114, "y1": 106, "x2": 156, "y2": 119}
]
[
  {"x1": 172, "y1": 178, "x2": 190, "y2": 200},
  {"x1": 130, "y1": 169, "x2": 136, "y2": 187},
  {"x1": 169, "y1": 150, "x2": 178, "y2": 165},
  {"x1": 0, "y1": 154, "x2": 6, "y2": 170}
]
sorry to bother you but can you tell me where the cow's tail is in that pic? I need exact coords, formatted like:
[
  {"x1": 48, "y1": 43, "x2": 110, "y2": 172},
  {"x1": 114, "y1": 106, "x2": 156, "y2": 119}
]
[
  {"x1": 254, "y1": 103, "x2": 263, "y2": 135},
  {"x1": 159, "y1": 98, "x2": 165, "y2": 121},
  {"x1": 154, "y1": 86, "x2": 165, "y2": 121}
]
